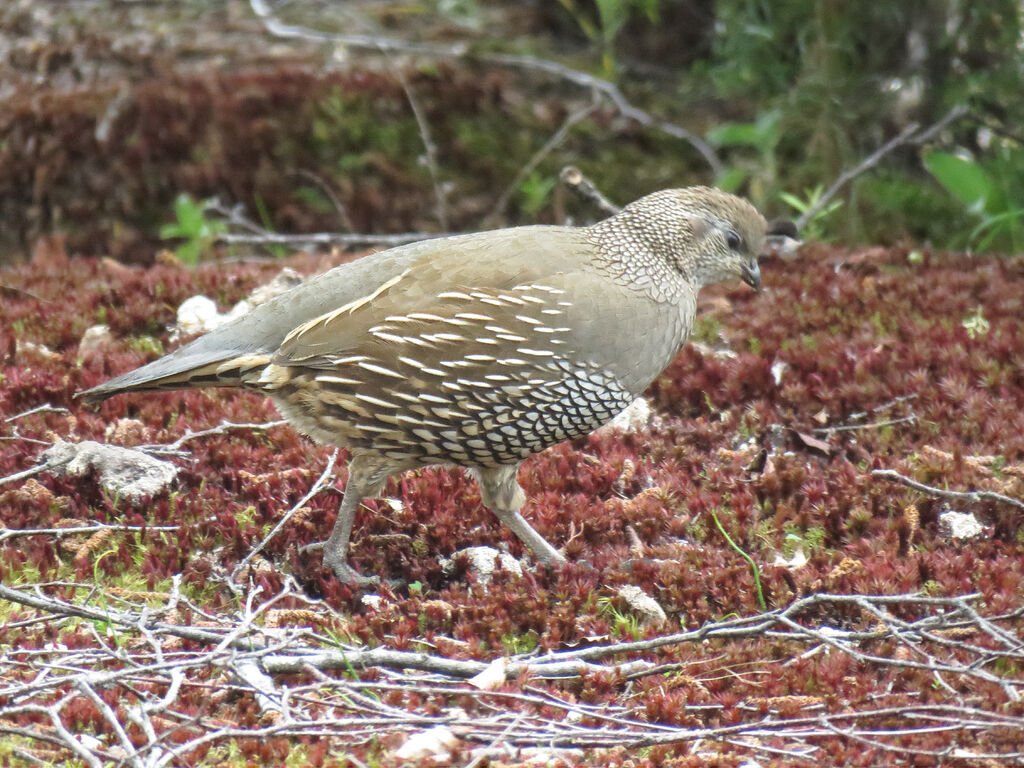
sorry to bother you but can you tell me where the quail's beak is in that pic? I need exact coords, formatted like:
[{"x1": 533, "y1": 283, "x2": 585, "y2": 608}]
[{"x1": 741, "y1": 260, "x2": 761, "y2": 291}]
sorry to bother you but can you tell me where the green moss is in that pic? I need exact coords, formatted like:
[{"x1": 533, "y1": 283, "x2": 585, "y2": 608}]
[
  {"x1": 128, "y1": 335, "x2": 164, "y2": 357},
  {"x1": 501, "y1": 630, "x2": 539, "y2": 654}
]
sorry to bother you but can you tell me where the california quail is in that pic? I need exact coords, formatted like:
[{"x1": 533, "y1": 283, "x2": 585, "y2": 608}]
[{"x1": 81, "y1": 187, "x2": 790, "y2": 585}]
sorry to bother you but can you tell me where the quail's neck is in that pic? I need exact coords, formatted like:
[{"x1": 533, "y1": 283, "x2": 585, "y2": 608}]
[{"x1": 584, "y1": 212, "x2": 693, "y2": 304}]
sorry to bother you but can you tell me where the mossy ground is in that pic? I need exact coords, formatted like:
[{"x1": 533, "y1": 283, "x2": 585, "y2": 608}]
[{"x1": 1, "y1": 240, "x2": 1022, "y2": 765}]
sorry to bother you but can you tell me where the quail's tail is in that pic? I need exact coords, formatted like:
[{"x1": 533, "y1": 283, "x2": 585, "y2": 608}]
[{"x1": 78, "y1": 343, "x2": 273, "y2": 404}]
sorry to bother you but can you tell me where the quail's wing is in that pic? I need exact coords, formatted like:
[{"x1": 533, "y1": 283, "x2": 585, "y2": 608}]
[{"x1": 271, "y1": 226, "x2": 593, "y2": 371}]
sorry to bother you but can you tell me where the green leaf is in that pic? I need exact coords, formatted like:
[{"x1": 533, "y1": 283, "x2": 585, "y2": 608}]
[
  {"x1": 778, "y1": 191, "x2": 809, "y2": 214},
  {"x1": 172, "y1": 193, "x2": 205, "y2": 234},
  {"x1": 595, "y1": 0, "x2": 629, "y2": 42},
  {"x1": 707, "y1": 121, "x2": 762, "y2": 148},
  {"x1": 715, "y1": 166, "x2": 749, "y2": 193},
  {"x1": 707, "y1": 110, "x2": 780, "y2": 153},
  {"x1": 158, "y1": 222, "x2": 185, "y2": 239},
  {"x1": 924, "y1": 151, "x2": 991, "y2": 213}
]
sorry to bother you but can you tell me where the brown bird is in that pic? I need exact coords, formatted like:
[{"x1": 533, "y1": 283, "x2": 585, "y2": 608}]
[{"x1": 81, "y1": 187, "x2": 792, "y2": 586}]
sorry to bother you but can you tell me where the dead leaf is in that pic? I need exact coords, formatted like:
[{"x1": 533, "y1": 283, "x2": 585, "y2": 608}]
[
  {"x1": 468, "y1": 657, "x2": 508, "y2": 690},
  {"x1": 794, "y1": 430, "x2": 832, "y2": 455}
]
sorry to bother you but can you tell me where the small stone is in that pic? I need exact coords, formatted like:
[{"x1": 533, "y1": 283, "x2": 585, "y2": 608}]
[
  {"x1": 171, "y1": 275, "x2": 300, "y2": 343},
  {"x1": 174, "y1": 295, "x2": 222, "y2": 338},
  {"x1": 521, "y1": 747, "x2": 586, "y2": 765},
  {"x1": 361, "y1": 594, "x2": 385, "y2": 611},
  {"x1": 248, "y1": 267, "x2": 303, "y2": 305},
  {"x1": 42, "y1": 440, "x2": 178, "y2": 502},
  {"x1": 617, "y1": 584, "x2": 667, "y2": 624},
  {"x1": 440, "y1": 546, "x2": 523, "y2": 584},
  {"x1": 394, "y1": 725, "x2": 459, "y2": 760},
  {"x1": 601, "y1": 397, "x2": 652, "y2": 434},
  {"x1": 771, "y1": 359, "x2": 789, "y2": 385},
  {"x1": 468, "y1": 657, "x2": 508, "y2": 690},
  {"x1": 938, "y1": 510, "x2": 986, "y2": 541},
  {"x1": 78, "y1": 324, "x2": 114, "y2": 356},
  {"x1": 773, "y1": 548, "x2": 808, "y2": 569},
  {"x1": 17, "y1": 339, "x2": 59, "y2": 360}
]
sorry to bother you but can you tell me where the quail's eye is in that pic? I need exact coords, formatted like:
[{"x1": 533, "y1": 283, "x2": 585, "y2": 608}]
[{"x1": 725, "y1": 230, "x2": 742, "y2": 251}]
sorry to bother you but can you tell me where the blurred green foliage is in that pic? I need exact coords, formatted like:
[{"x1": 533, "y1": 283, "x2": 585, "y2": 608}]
[
  {"x1": 695, "y1": 0, "x2": 1024, "y2": 249},
  {"x1": 159, "y1": 194, "x2": 226, "y2": 267},
  {"x1": 138, "y1": 1, "x2": 1024, "y2": 259},
  {"x1": 557, "y1": 0, "x2": 661, "y2": 76},
  {"x1": 925, "y1": 149, "x2": 1024, "y2": 252}
]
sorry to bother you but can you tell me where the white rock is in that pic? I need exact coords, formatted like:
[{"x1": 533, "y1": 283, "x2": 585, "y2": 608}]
[
  {"x1": 17, "y1": 339, "x2": 59, "y2": 360},
  {"x1": 78, "y1": 324, "x2": 114, "y2": 356},
  {"x1": 361, "y1": 594, "x2": 385, "y2": 611},
  {"x1": 617, "y1": 585, "x2": 667, "y2": 624},
  {"x1": 440, "y1": 546, "x2": 523, "y2": 584},
  {"x1": 770, "y1": 359, "x2": 788, "y2": 385},
  {"x1": 42, "y1": 440, "x2": 178, "y2": 502},
  {"x1": 773, "y1": 547, "x2": 808, "y2": 569},
  {"x1": 174, "y1": 295, "x2": 222, "y2": 337},
  {"x1": 938, "y1": 510, "x2": 985, "y2": 541},
  {"x1": 248, "y1": 267, "x2": 303, "y2": 305},
  {"x1": 602, "y1": 397, "x2": 652, "y2": 434},
  {"x1": 521, "y1": 747, "x2": 586, "y2": 764},
  {"x1": 394, "y1": 725, "x2": 459, "y2": 760},
  {"x1": 223, "y1": 299, "x2": 253, "y2": 323},
  {"x1": 171, "y1": 270, "x2": 305, "y2": 341}
]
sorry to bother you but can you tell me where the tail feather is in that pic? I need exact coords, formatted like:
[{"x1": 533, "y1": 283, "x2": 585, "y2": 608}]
[
  {"x1": 78, "y1": 349, "x2": 273, "y2": 403},
  {"x1": 77, "y1": 230, "x2": 431, "y2": 404}
]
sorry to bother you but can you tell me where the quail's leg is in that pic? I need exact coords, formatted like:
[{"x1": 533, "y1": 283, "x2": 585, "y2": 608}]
[
  {"x1": 476, "y1": 464, "x2": 566, "y2": 566},
  {"x1": 315, "y1": 454, "x2": 395, "y2": 587}
]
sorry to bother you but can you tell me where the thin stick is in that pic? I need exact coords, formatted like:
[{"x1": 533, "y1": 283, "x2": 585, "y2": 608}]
[
  {"x1": 389, "y1": 56, "x2": 449, "y2": 230},
  {"x1": 485, "y1": 99, "x2": 601, "y2": 224},
  {"x1": 559, "y1": 165, "x2": 621, "y2": 215},
  {"x1": 230, "y1": 449, "x2": 339, "y2": 584},
  {"x1": 218, "y1": 231, "x2": 455, "y2": 247},
  {"x1": 797, "y1": 105, "x2": 968, "y2": 228},
  {"x1": 871, "y1": 468, "x2": 1024, "y2": 512}
]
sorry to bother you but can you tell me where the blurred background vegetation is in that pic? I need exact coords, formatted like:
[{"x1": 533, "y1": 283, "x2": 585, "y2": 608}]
[{"x1": 1, "y1": 0, "x2": 1022, "y2": 264}]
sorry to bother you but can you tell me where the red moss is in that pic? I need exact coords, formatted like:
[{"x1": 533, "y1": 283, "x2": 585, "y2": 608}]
[{"x1": 3, "y1": 243, "x2": 1024, "y2": 764}]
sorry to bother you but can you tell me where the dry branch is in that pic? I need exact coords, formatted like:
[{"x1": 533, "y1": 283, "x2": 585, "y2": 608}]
[
  {"x1": 796, "y1": 105, "x2": 969, "y2": 228},
  {"x1": 247, "y1": 0, "x2": 722, "y2": 176},
  {"x1": 1, "y1": 580, "x2": 1021, "y2": 764},
  {"x1": 872, "y1": 468, "x2": 1024, "y2": 513}
]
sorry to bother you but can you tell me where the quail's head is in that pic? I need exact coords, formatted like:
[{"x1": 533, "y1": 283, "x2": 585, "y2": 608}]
[
  {"x1": 605, "y1": 187, "x2": 787, "y2": 291},
  {"x1": 672, "y1": 187, "x2": 772, "y2": 290}
]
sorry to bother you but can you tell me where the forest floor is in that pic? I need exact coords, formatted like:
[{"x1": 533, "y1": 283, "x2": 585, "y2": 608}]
[
  {"x1": 2, "y1": 236, "x2": 1023, "y2": 766},
  {"x1": 1, "y1": 1, "x2": 1023, "y2": 766}
]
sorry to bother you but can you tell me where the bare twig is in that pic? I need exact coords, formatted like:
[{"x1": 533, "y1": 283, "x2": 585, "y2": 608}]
[
  {"x1": 247, "y1": 0, "x2": 722, "y2": 176},
  {"x1": 1, "y1": 580, "x2": 1021, "y2": 765},
  {"x1": 872, "y1": 468, "x2": 1024, "y2": 513},
  {"x1": 559, "y1": 165, "x2": 621, "y2": 216},
  {"x1": 814, "y1": 415, "x2": 917, "y2": 434},
  {"x1": 230, "y1": 448, "x2": 339, "y2": 586},
  {"x1": 4, "y1": 404, "x2": 69, "y2": 423},
  {"x1": 0, "y1": 462, "x2": 51, "y2": 487},
  {"x1": 389, "y1": 56, "x2": 449, "y2": 230},
  {"x1": 217, "y1": 230, "x2": 456, "y2": 248},
  {"x1": 139, "y1": 419, "x2": 287, "y2": 455},
  {"x1": 485, "y1": 99, "x2": 601, "y2": 225},
  {"x1": 291, "y1": 170, "x2": 355, "y2": 233},
  {"x1": 797, "y1": 105, "x2": 969, "y2": 228},
  {"x1": 0, "y1": 521, "x2": 181, "y2": 544}
]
